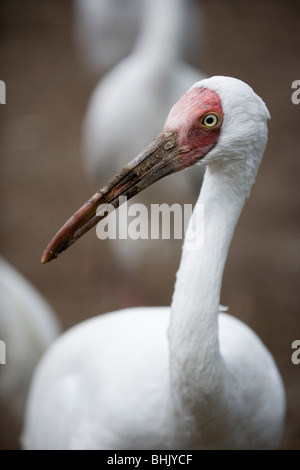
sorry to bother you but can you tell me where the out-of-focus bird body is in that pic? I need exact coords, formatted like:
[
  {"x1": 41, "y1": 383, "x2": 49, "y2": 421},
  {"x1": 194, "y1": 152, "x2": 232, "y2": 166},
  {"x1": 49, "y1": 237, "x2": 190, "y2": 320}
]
[
  {"x1": 82, "y1": 0, "x2": 205, "y2": 269},
  {"x1": 0, "y1": 257, "x2": 60, "y2": 418},
  {"x1": 74, "y1": 0, "x2": 205, "y2": 75},
  {"x1": 83, "y1": 0, "x2": 205, "y2": 183}
]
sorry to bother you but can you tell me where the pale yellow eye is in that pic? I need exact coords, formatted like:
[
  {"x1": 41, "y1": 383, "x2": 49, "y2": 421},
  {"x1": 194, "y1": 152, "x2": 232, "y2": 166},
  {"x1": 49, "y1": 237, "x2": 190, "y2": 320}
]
[{"x1": 201, "y1": 113, "x2": 220, "y2": 128}]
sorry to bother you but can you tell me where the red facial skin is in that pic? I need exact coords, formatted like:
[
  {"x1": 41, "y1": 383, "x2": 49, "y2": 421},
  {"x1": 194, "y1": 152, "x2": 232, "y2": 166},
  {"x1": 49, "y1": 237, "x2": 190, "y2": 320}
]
[{"x1": 165, "y1": 87, "x2": 224, "y2": 167}]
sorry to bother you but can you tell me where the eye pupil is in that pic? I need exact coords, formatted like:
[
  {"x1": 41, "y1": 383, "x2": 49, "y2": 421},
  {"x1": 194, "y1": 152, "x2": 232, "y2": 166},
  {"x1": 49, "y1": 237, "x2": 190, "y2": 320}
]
[{"x1": 202, "y1": 113, "x2": 219, "y2": 128}]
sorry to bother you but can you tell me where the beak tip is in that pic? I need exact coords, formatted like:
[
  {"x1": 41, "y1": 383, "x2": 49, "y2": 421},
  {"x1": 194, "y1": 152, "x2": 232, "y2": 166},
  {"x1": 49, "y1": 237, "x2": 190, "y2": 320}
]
[
  {"x1": 40, "y1": 254, "x2": 49, "y2": 264},
  {"x1": 41, "y1": 250, "x2": 55, "y2": 264}
]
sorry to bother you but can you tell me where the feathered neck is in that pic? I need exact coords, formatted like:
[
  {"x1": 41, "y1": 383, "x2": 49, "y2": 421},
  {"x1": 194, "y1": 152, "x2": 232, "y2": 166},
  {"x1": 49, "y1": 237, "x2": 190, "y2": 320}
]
[{"x1": 168, "y1": 165, "x2": 248, "y2": 424}]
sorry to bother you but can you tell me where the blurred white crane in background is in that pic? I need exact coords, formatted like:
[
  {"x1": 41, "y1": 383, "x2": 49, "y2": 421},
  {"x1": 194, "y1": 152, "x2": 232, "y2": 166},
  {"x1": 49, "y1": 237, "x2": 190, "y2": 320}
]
[
  {"x1": 0, "y1": 256, "x2": 61, "y2": 421},
  {"x1": 73, "y1": 0, "x2": 205, "y2": 75},
  {"x1": 81, "y1": 0, "x2": 206, "y2": 272}
]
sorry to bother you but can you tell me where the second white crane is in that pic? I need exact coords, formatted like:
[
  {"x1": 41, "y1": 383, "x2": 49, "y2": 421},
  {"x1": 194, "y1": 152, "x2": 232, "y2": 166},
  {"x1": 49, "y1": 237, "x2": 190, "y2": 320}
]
[{"x1": 82, "y1": 0, "x2": 206, "y2": 271}]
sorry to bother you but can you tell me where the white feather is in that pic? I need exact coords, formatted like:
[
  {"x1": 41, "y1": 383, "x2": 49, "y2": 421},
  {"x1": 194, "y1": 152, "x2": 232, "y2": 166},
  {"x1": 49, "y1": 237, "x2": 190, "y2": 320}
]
[{"x1": 73, "y1": 0, "x2": 205, "y2": 75}]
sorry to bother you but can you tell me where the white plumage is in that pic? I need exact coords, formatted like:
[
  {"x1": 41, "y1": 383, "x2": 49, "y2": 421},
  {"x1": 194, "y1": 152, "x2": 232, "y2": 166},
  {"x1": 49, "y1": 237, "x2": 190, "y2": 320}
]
[
  {"x1": 73, "y1": 0, "x2": 142, "y2": 75},
  {"x1": 0, "y1": 257, "x2": 60, "y2": 420},
  {"x1": 23, "y1": 76, "x2": 285, "y2": 449},
  {"x1": 73, "y1": 0, "x2": 205, "y2": 75}
]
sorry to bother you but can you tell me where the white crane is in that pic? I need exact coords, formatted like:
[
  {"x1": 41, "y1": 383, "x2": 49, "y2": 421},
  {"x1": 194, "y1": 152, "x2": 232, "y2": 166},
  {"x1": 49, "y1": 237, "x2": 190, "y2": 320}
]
[
  {"x1": 82, "y1": 0, "x2": 206, "y2": 270},
  {"x1": 73, "y1": 0, "x2": 205, "y2": 75},
  {"x1": 23, "y1": 76, "x2": 285, "y2": 450},
  {"x1": 0, "y1": 256, "x2": 61, "y2": 421}
]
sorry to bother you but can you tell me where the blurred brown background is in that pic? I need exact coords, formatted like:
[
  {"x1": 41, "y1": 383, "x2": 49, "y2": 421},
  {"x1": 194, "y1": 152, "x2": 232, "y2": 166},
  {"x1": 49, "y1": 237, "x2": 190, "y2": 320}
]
[{"x1": 0, "y1": 0, "x2": 299, "y2": 450}]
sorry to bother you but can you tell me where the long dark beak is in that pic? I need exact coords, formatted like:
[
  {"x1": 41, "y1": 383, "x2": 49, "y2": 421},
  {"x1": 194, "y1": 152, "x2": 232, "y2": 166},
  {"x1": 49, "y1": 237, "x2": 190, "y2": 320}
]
[{"x1": 41, "y1": 129, "x2": 190, "y2": 264}]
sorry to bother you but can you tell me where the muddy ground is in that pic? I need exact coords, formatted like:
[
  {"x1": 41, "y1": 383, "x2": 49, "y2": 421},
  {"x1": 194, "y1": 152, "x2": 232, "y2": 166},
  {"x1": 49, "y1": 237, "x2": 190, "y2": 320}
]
[{"x1": 0, "y1": 0, "x2": 299, "y2": 450}]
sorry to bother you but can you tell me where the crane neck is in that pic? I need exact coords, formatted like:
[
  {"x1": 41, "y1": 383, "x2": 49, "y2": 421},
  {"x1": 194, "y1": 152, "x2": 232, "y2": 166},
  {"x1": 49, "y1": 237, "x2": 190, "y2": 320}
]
[
  {"x1": 133, "y1": 0, "x2": 184, "y2": 65},
  {"x1": 168, "y1": 165, "x2": 248, "y2": 424}
]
